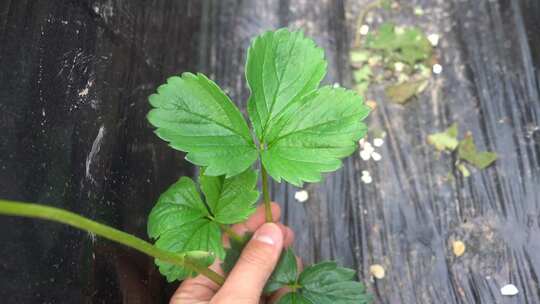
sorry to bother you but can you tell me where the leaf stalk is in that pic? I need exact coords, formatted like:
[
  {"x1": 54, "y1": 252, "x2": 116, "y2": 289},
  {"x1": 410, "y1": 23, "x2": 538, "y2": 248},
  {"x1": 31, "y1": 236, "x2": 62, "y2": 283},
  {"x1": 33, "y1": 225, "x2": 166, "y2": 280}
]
[
  {"x1": 0, "y1": 199, "x2": 225, "y2": 286},
  {"x1": 261, "y1": 165, "x2": 273, "y2": 222}
]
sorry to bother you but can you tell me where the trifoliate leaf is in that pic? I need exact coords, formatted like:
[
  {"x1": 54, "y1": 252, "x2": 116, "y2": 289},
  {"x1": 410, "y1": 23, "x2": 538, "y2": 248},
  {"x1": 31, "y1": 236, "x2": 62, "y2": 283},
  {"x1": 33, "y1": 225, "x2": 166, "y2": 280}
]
[
  {"x1": 384, "y1": 79, "x2": 428, "y2": 104},
  {"x1": 458, "y1": 133, "x2": 497, "y2": 169},
  {"x1": 246, "y1": 29, "x2": 327, "y2": 140},
  {"x1": 147, "y1": 177, "x2": 223, "y2": 281},
  {"x1": 365, "y1": 23, "x2": 432, "y2": 65},
  {"x1": 277, "y1": 261, "x2": 371, "y2": 304},
  {"x1": 147, "y1": 72, "x2": 257, "y2": 177},
  {"x1": 264, "y1": 248, "x2": 298, "y2": 293},
  {"x1": 200, "y1": 169, "x2": 259, "y2": 224},
  {"x1": 222, "y1": 237, "x2": 371, "y2": 303},
  {"x1": 427, "y1": 123, "x2": 459, "y2": 151},
  {"x1": 147, "y1": 168, "x2": 261, "y2": 281},
  {"x1": 246, "y1": 29, "x2": 369, "y2": 186},
  {"x1": 261, "y1": 87, "x2": 370, "y2": 186}
]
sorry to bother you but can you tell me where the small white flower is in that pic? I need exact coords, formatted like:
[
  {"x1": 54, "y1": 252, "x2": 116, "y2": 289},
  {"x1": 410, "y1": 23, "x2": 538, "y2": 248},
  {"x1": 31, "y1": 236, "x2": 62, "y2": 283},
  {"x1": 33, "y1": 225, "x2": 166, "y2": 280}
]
[
  {"x1": 369, "y1": 264, "x2": 385, "y2": 279},
  {"x1": 333, "y1": 82, "x2": 341, "y2": 88},
  {"x1": 394, "y1": 62, "x2": 405, "y2": 72},
  {"x1": 361, "y1": 170, "x2": 370, "y2": 176},
  {"x1": 427, "y1": 34, "x2": 440, "y2": 47},
  {"x1": 359, "y1": 25, "x2": 370, "y2": 36},
  {"x1": 363, "y1": 142, "x2": 374, "y2": 153},
  {"x1": 359, "y1": 140, "x2": 383, "y2": 161},
  {"x1": 500, "y1": 284, "x2": 519, "y2": 296},
  {"x1": 373, "y1": 138, "x2": 384, "y2": 147},
  {"x1": 361, "y1": 173, "x2": 372, "y2": 184},
  {"x1": 294, "y1": 190, "x2": 309, "y2": 203},
  {"x1": 360, "y1": 149, "x2": 372, "y2": 161},
  {"x1": 432, "y1": 64, "x2": 443, "y2": 74}
]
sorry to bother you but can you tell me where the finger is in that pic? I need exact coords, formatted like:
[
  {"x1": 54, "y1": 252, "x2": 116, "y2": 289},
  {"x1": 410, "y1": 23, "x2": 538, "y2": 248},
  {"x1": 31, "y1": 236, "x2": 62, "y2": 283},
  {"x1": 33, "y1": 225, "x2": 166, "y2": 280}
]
[
  {"x1": 225, "y1": 202, "x2": 281, "y2": 242},
  {"x1": 276, "y1": 224, "x2": 294, "y2": 248},
  {"x1": 244, "y1": 202, "x2": 281, "y2": 230},
  {"x1": 170, "y1": 261, "x2": 223, "y2": 304},
  {"x1": 223, "y1": 222, "x2": 292, "y2": 250},
  {"x1": 222, "y1": 203, "x2": 281, "y2": 247},
  {"x1": 213, "y1": 223, "x2": 284, "y2": 303},
  {"x1": 233, "y1": 202, "x2": 281, "y2": 234},
  {"x1": 268, "y1": 256, "x2": 303, "y2": 304}
]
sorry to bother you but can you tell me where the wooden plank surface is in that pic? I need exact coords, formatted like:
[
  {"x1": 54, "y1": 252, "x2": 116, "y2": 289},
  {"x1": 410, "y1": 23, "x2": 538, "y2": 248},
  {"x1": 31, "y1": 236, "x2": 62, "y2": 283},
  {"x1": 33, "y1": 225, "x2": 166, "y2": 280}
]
[{"x1": 1, "y1": 0, "x2": 539, "y2": 303}]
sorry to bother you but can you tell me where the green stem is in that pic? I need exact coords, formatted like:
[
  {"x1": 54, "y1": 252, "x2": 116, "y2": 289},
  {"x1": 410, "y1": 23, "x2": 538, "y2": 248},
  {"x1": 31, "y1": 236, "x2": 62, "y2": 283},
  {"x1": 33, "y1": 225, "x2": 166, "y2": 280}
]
[
  {"x1": 219, "y1": 224, "x2": 244, "y2": 243},
  {"x1": 261, "y1": 165, "x2": 273, "y2": 222},
  {"x1": 0, "y1": 199, "x2": 225, "y2": 286}
]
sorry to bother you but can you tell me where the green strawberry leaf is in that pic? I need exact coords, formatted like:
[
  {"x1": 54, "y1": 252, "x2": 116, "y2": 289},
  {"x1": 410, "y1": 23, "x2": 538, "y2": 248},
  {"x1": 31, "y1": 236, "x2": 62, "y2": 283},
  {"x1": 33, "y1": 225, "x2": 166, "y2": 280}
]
[
  {"x1": 200, "y1": 169, "x2": 259, "y2": 224},
  {"x1": 261, "y1": 87, "x2": 370, "y2": 186},
  {"x1": 147, "y1": 72, "x2": 257, "y2": 177},
  {"x1": 427, "y1": 123, "x2": 459, "y2": 151},
  {"x1": 246, "y1": 29, "x2": 369, "y2": 186},
  {"x1": 147, "y1": 177, "x2": 223, "y2": 282},
  {"x1": 264, "y1": 248, "x2": 298, "y2": 293},
  {"x1": 246, "y1": 29, "x2": 327, "y2": 140},
  {"x1": 278, "y1": 262, "x2": 372, "y2": 304},
  {"x1": 147, "y1": 169, "x2": 260, "y2": 281},
  {"x1": 365, "y1": 23, "x2": 432, "y2": 65},
  {"x1": 277, "y1": 293, "x2": 312, "y2": 304},
  {"x1": 458, "y1": 133, "x2": 497, "y2": 169}
]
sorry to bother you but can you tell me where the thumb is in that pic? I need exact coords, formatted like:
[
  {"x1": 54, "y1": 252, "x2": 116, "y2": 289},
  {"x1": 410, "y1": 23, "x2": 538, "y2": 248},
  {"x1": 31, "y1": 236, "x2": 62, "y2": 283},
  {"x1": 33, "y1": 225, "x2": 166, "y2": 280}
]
[{"x1": 213, "y1": 223, "x2": 284, "y2": 303}]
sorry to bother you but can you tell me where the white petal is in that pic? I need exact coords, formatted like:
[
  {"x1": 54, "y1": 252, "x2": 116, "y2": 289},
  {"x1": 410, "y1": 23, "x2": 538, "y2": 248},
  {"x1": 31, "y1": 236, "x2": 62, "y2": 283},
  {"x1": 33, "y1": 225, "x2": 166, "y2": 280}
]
[
  {"x1": 428, "y1": 34, "x2": 440, "y2": 47},
  {"x1": 433, "y1": 64, "x2": 443, "y2": 74},
  {"x1": 360, "y1": 150, "x2": 371, "y2": 160},
  {"x1": 369, "y1": 264, "x2": 385, "y2": 279},
  {"x1": 361, "y1": 175, "x2": 373, "y2": 184},
  {"x1": 373, "y1": 138, "x2": 384, "y2": 147},
  {"x1": 500, "y1": 284, "x2": 519, "y2": 296},
  {"x1": 359, "y1": 25, "x2": 370, "y2": 36},
  {"x1": 294, "y1": 190, "x2": 309, "y2": 203},
  {"x1": 363, "y1": 143, "x2": 375, "y2": 154},
  {"x1": 361, "y1": 170, "x2": 370, "y2": 176},
  {"x1": 372, "y1": 152, "x2": 382, "y2": 161}
]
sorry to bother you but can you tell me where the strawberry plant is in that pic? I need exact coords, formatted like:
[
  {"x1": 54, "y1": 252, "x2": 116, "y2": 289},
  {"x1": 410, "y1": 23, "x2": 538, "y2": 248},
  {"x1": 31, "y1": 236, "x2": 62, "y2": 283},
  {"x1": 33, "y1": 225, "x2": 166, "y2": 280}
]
[{"x1": 0, "y1": 28, "x2": 371, "y2": 303}]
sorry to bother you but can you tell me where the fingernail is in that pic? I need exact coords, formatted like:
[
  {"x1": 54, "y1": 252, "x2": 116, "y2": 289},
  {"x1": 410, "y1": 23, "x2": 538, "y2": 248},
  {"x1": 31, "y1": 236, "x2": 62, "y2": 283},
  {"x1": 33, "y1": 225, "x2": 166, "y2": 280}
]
[{"x1": 253, "y1": 223, "x2": 281, "y2": 246}]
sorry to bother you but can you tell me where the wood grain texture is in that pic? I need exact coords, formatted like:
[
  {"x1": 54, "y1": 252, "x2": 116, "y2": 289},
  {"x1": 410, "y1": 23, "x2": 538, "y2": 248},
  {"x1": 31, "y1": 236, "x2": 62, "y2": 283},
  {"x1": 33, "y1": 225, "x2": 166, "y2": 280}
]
[
  {"x1": 201, "y1": 0, "x2": 540, "y2": 303},
  {"x1": 0, "y1": 0, "x2": 539, "y2": 303}
]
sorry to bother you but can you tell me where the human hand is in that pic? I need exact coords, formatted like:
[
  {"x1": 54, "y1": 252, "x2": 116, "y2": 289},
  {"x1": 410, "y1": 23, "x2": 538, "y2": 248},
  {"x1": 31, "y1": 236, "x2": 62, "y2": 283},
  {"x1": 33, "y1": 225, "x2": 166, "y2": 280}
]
[{"x1": 170, "y1": 202, "x2": 298, "y2": 304}]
